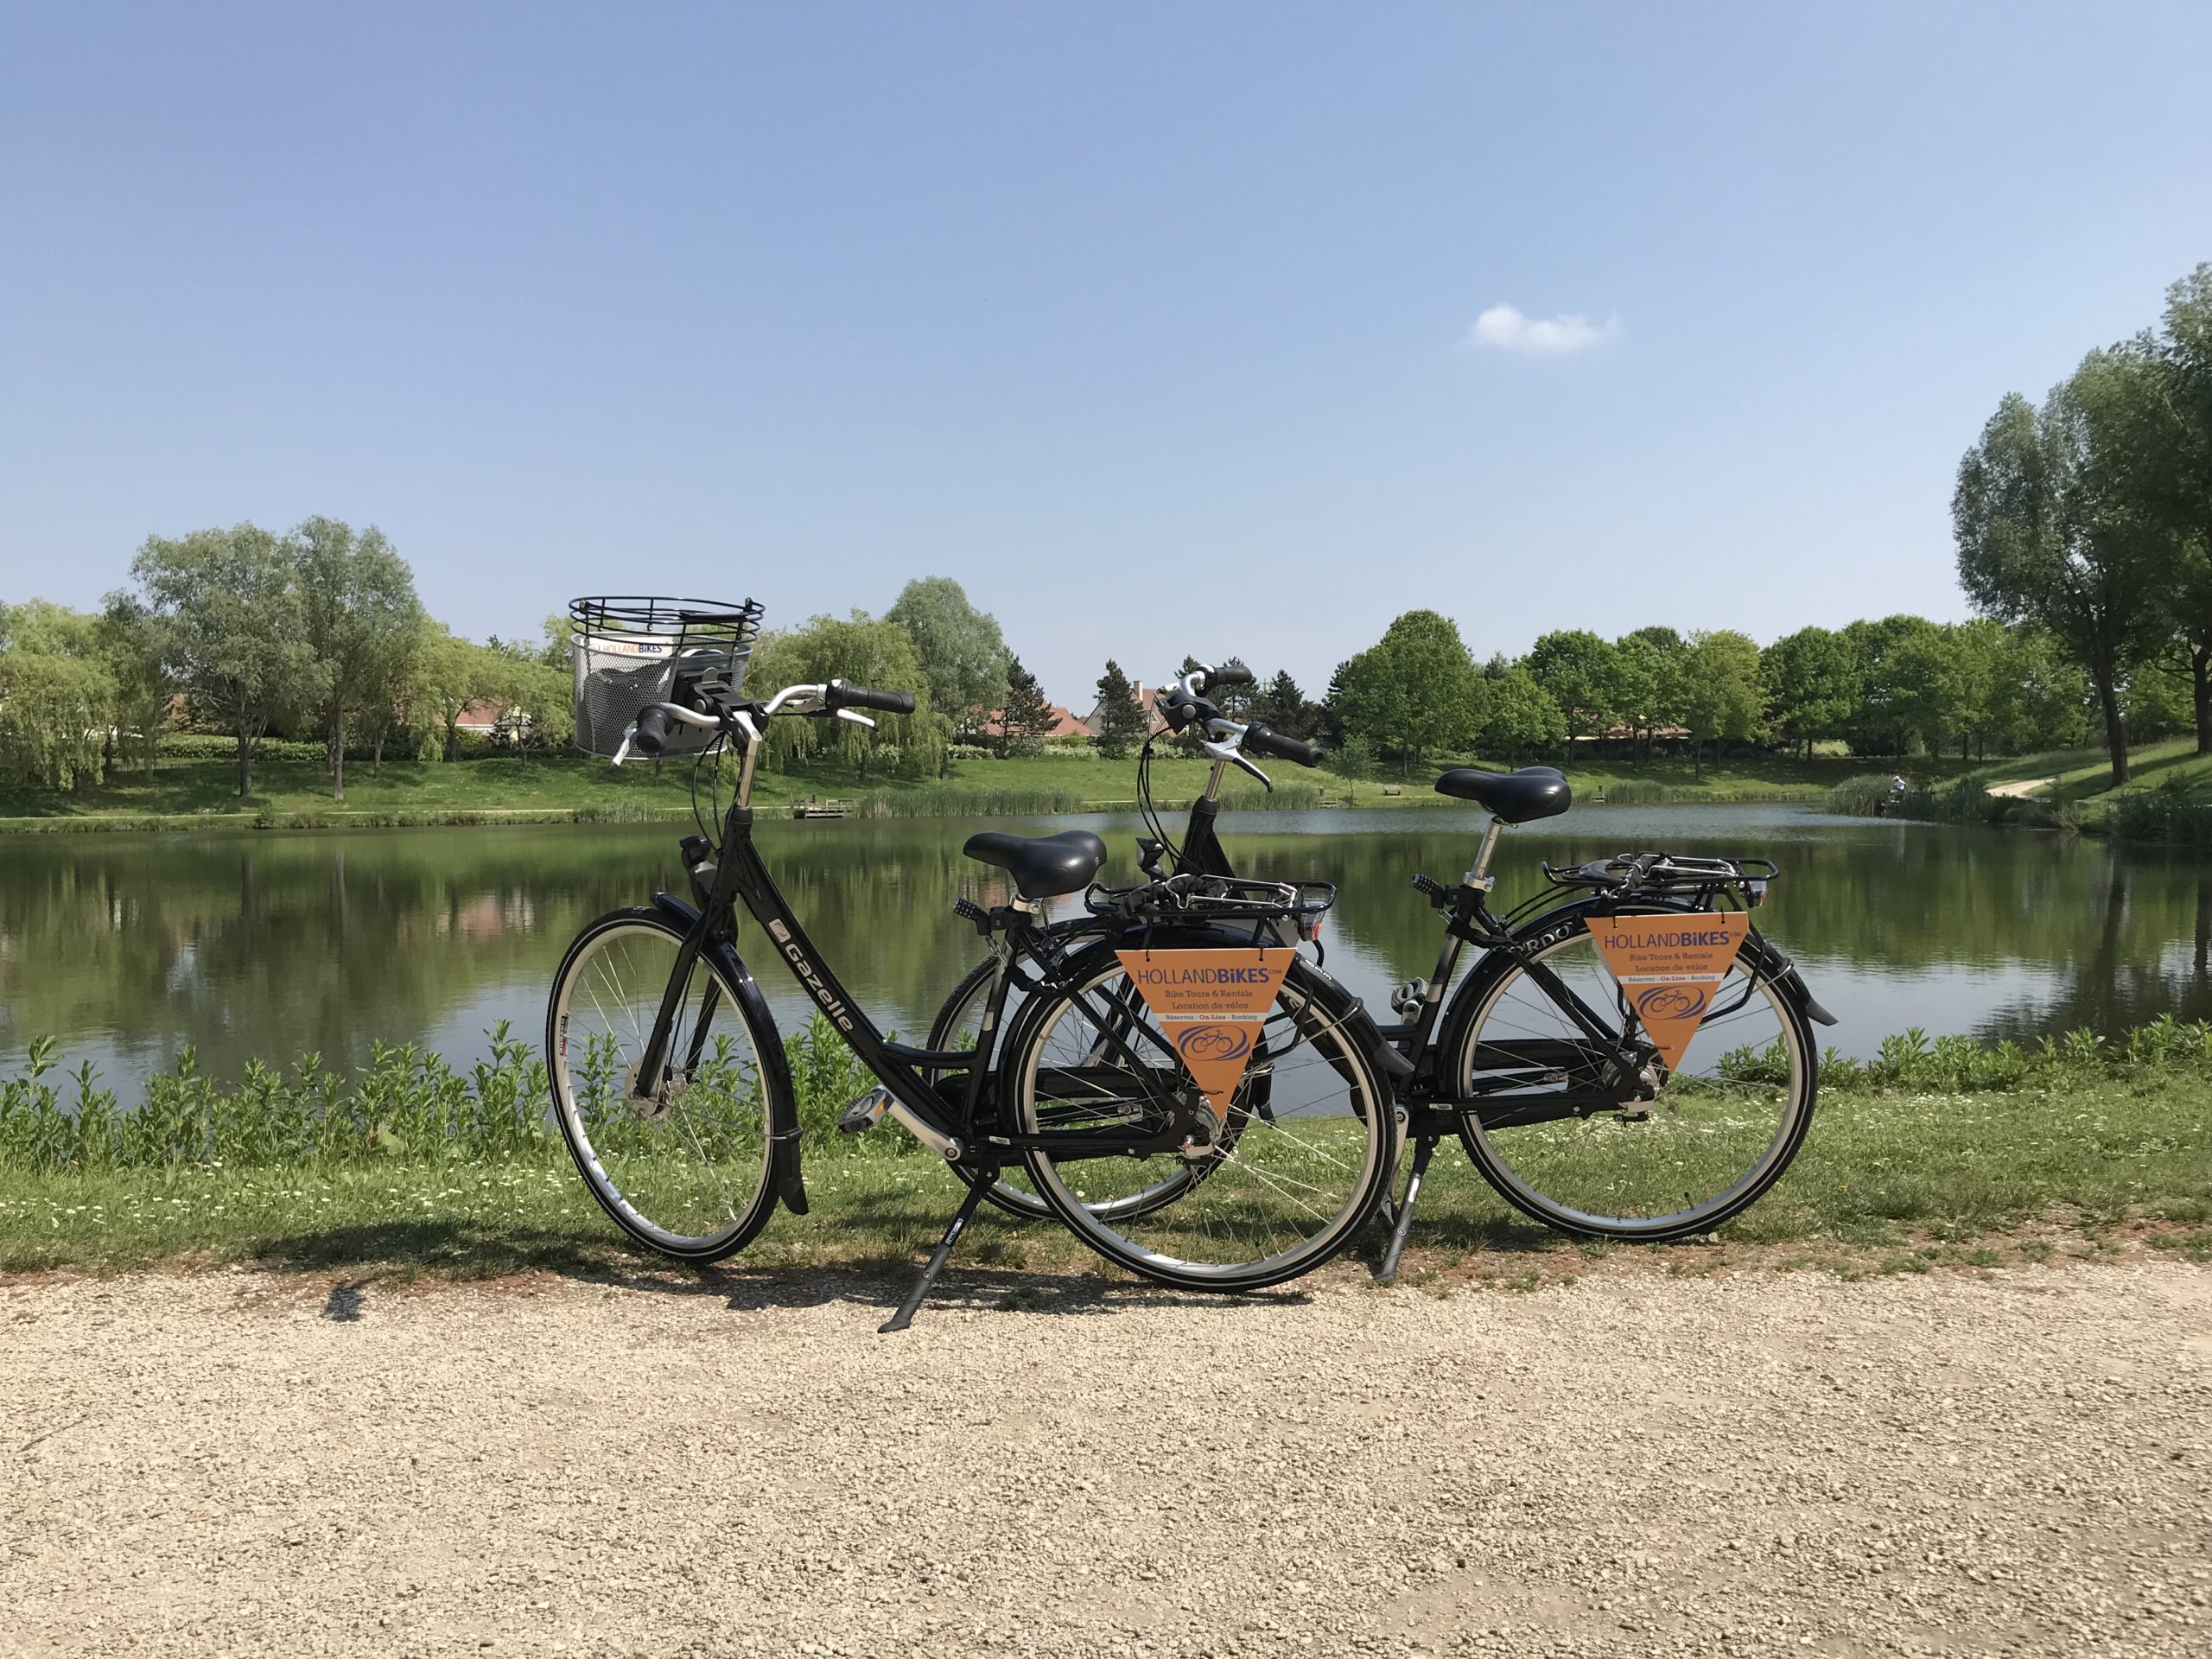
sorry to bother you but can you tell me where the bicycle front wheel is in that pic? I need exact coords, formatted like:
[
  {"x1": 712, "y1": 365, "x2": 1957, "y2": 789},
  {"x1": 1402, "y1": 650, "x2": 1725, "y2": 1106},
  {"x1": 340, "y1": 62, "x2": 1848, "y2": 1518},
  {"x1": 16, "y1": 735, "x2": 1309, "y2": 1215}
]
[
  {"x1": 547, "y1": 908, "x2": 785, "y2": 1262},
  {"x1": 1006, "y1": 943, "x2": 1395, "y2": 1292},
  {"x1": 1442, "y1": 907, "x2": 1816, "y2": 1242}
]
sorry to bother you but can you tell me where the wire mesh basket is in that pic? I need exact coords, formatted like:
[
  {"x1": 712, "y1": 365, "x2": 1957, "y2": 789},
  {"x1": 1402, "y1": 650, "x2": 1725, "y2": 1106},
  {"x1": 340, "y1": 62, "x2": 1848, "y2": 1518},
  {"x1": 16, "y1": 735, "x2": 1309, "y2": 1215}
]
[{"x1": 569, "y1": 596, "x2": 765, "y2": 758}]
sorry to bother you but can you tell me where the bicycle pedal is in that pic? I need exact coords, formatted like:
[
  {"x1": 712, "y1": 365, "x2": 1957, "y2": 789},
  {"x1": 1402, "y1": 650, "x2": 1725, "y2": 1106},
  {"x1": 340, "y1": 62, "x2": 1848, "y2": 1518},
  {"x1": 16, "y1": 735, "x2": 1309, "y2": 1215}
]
[{"x1": 837, "y1": 1085, "x2": 893, "y2": 1135}]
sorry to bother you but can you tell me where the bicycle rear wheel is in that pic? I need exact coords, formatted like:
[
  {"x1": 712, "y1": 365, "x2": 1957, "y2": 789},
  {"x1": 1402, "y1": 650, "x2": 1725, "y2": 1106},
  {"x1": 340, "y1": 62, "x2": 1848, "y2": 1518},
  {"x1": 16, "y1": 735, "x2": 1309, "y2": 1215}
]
[
  {"x1": 930, "y1": 944, "x2": 1206, "y2": 1225},
  {"x1": 1441, "y1": 906, "x2": 1816, "y2": 1242},
  {"x1": 547, "y1": 908, "x2": 785, "y2": 1262},
  {"x1": 1005, "y1": 941, "x2": 1395, "y2": 1292}
]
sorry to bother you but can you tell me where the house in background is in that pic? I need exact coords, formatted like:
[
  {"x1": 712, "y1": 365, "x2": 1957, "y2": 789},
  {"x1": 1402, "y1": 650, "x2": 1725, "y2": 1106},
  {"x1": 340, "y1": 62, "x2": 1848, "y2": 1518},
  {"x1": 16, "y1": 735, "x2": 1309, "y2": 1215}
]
[
  {"x1": 1077, "y1": 680, "x2": 1161, "y2": 737},
  {"x1": 978, "y1": 702, "x2": 1091, "y2": 742}
]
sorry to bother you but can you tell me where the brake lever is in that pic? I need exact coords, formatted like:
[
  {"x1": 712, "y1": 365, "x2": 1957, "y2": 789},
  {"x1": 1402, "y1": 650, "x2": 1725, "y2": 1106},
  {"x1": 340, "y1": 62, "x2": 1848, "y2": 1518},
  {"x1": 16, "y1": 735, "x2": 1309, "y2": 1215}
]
[
  {"x1": 834, "y1": 708, "x2": 877, "y2": 729},
  {"x1": 609, "y1": 725, "x2": 635, "y2": 768},
  {"x1": 1200, "y1": 741, "x2": 1272, "y2": 792}
]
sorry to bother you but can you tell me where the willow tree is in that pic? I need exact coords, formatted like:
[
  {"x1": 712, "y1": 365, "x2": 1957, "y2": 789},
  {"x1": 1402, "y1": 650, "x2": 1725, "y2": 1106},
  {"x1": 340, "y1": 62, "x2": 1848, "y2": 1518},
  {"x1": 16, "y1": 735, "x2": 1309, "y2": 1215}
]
[{"x1": 1955, "y1": 348, "x2": 2174, "y2": 789}]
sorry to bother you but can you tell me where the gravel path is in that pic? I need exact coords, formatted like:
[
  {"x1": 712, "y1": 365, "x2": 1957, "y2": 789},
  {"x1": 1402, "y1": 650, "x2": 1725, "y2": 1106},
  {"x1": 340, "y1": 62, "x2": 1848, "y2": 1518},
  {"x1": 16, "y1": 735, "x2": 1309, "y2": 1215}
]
[{"x1": 3, "y1": 1261, "x2": 2209, "y2": 1659}]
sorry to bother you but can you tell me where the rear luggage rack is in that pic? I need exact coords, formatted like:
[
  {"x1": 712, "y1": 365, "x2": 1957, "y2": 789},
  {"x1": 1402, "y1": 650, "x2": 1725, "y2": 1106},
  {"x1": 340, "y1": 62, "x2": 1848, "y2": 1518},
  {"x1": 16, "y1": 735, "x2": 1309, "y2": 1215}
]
[
  {"x1": 1542, "y1": 852, "x2": 1779, "y2": 906},
  {"x1": 1085, "y1": 874, "x2": 1338, "y2": 939}
]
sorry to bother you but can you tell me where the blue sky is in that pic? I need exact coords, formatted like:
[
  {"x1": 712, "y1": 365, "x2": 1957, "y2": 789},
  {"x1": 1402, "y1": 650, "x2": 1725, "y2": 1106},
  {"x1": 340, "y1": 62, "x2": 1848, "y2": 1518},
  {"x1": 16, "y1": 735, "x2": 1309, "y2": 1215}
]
[{"x1": 3, "y1": 3, "x2": 2207, "y2": 707}]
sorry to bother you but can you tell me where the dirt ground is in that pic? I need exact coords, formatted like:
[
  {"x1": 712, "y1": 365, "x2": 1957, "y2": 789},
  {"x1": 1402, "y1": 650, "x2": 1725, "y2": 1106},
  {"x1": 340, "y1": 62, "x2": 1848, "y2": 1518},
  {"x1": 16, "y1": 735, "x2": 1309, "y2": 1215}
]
[{"x1": 3, "y1": 1257, "x2": 2209, "y2": 1659}]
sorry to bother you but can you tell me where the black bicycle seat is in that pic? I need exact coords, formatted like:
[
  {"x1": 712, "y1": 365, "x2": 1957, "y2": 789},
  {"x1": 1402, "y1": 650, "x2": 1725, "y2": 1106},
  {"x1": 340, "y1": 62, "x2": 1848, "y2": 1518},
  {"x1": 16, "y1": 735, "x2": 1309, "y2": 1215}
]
[
  {"x1": 1433, "y1": 766, "x2": 1572, "y2": 824},
  {"x1": 961, "y1": 830, "x2": 1109, "y2": 899}
]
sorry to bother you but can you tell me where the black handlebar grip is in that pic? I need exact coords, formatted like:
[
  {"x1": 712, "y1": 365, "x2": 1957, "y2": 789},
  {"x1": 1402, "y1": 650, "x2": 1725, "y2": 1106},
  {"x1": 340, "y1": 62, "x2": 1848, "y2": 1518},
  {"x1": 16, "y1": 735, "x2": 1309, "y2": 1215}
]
[
  {"x1": 633, "y1": 705, "x2": 672, "y2": 755},
  {"x1": 827, "y1": 680, "x2": 917, "y2": 716},
  {"x1": 1243, "y1": 721, "x2": 1323, "y2": 767},
  {"x1": 1206, "y1": 660, "x2": 1255, "y2": 690}
]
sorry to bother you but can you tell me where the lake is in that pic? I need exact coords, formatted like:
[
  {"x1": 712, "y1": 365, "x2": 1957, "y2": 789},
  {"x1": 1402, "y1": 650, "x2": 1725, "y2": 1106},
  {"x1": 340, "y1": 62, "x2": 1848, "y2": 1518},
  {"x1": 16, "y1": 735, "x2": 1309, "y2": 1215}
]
[{"x1": 3, "y1": 804, "x2": 2209, "y2": 1094}]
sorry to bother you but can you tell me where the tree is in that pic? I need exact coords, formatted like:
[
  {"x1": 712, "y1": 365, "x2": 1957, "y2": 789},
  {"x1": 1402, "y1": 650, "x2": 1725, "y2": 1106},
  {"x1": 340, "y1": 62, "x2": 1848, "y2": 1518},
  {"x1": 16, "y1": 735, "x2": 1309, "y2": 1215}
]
[
  {"x1": 748, "y1": 611, "x2": 941, "y2": 780},
  {"x1": 415, "y1": 627, "x2": 506, "y2": 761},
  {"x1": 994, "y1": 656, "x2": 1058, "y2": 757},
  {"x1": 291, "y1": 518, "x2": 425, "y2": 800},
  {"x1": 1614, "y1": 626, "x2": 1688, "y2": 755},
  {"x1": 1839, "y1": 614, "x2": 1924, "y2": 756},
  {"x1": 505, "y1": 657, "x2": 575, "y2": 757},
  {"x1": 1955, "y1": 349, "x2": 2177, "y2": 788},
  {"x1": 1761, "y1": 626, "x2": 1859, "y2": 757},
  {"x1": 1252, "y1": 669, "x2": 1318, "y2": 740},
  {"x1": 1985, "y1": 626, "x2": 2089, "y2": 753},
  {"x1": 1525, "y1": 630, "x2": 1620, "y2": 742},
  {"x1": 1090, "y1": 659, "x2": 1147, "y2": 760},
  {"x1": 1331, "y1": 610, "x2": 1482, "y2": 777},
  {"x1": 885, "y1": 578, "x2": 1009, "y2": 764},
  {"x1": 96, "y1": 595, "x2": 172, "y2": 782},
  {"x1": 1679, "y1": 630, "x2": 1762, "y2": 774},
  {"x1": 130, "y1": 524, "x2": 324, "y2": 799},
  {"x1": 0, "y1": 645, "x2": 114, "y2": 791},
  {"x1": 1886, "y1": 619, "x2": 1967, "y2": 758},
  {"x1": 2144, "y1": 265, "x2": 2212, "y2": 753},
  {"x1": 1475, "y1": 660, "x2": 1566, "y2": 763}
]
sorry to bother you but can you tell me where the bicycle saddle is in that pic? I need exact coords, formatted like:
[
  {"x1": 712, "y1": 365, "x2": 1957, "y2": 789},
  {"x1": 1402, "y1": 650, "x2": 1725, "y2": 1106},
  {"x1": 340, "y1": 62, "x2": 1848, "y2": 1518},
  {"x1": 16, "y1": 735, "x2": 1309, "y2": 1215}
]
[
  {"x1": 1433, "y1": 766, "x2": 1573, "y2": 824},
  {"x1": 962, "y1": 830, "x2": 1109, "y2": 899}
]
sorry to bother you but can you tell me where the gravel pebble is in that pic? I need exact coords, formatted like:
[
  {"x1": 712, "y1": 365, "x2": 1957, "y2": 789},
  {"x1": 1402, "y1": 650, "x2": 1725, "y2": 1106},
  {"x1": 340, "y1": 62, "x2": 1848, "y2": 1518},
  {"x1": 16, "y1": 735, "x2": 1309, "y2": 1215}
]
[{"x1": 2, "y1": 1261, "x2": 2209, "y2": 1658}]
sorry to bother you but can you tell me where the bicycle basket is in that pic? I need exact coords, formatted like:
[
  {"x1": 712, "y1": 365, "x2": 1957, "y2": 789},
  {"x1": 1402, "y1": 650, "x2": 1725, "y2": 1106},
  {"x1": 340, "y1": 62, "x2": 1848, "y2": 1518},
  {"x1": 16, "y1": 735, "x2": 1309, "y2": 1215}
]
[{"x1": 569, "y1": 596, "x2": 765, "y2": 758}]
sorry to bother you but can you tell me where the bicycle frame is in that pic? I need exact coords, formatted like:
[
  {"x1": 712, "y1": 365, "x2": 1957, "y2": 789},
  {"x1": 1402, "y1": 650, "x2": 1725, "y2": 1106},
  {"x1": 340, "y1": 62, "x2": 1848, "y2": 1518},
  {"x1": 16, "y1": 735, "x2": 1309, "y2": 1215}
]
[{"x1": 626, "y1": 698, "x2": 1211, "y2": 1181}]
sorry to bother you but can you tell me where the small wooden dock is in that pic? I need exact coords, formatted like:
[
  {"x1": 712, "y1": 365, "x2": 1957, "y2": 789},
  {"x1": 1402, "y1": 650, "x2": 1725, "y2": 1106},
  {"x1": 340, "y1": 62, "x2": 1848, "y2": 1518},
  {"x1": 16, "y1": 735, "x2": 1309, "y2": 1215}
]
[{"x1": 791, "y1": 798, "x2": 854, "y2": 820}]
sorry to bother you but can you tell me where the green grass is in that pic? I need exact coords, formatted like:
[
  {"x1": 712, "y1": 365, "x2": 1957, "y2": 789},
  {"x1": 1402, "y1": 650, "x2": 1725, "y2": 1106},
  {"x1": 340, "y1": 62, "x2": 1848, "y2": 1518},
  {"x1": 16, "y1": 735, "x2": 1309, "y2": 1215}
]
[
  {"x1": 4, "y1": 1014, "x2": 2209, "y2": 1277},
  {"x1": 1821, "y1": 738, "x2": 2212, "y2": 844},
  {"x1": 0, "y1": 742, "x2": 1998, "y2": 832}
]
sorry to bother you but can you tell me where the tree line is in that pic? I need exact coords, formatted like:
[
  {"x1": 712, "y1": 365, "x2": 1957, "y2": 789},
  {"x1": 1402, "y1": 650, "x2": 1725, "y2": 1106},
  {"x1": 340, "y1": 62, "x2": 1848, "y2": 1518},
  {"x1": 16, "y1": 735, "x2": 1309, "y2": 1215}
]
[
  {"x1": 0, "y1": 539, "x2": 1056, "y2": 798},
  {"x1": 1087, "y1": 607, "x2": 2096, "y2": 779}
]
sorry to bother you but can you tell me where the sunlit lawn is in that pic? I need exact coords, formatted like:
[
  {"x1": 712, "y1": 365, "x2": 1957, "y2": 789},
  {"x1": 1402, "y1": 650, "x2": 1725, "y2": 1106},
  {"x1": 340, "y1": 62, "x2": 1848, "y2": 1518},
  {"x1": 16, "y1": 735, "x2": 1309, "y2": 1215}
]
[{"x1": 6, "y1": 1070, "x2": 2207, "y2": 1281}]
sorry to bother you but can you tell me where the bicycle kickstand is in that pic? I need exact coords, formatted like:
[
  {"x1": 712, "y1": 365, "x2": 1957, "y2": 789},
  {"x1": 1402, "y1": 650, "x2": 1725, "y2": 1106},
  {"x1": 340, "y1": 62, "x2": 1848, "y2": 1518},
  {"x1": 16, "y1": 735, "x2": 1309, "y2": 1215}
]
[
  {"x1": 880, "y1": 1172, "x2": 993, "y2": 1334},
  {"x1": 1375, "y1": 1135, "x2": 1436, "y2": 1284}
]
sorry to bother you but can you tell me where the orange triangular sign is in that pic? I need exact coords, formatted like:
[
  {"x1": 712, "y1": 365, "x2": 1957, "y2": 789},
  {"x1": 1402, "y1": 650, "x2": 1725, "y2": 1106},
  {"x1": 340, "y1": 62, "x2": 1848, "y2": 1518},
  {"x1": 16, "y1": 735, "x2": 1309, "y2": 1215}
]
[
  {"x1": 1115, "y1": 948, "x2": 1296, "y2": 1112},
  {"x1": 1584, "y1": 912, "x2": 1752, "y2": 1071}
]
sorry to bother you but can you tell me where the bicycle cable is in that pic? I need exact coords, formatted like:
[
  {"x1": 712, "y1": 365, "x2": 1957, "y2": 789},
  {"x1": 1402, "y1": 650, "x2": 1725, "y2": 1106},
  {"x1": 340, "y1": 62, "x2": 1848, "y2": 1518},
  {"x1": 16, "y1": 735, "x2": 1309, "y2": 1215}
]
[{"x1": 1135, "y1": 728, "x2": 1183, "y2": 869}]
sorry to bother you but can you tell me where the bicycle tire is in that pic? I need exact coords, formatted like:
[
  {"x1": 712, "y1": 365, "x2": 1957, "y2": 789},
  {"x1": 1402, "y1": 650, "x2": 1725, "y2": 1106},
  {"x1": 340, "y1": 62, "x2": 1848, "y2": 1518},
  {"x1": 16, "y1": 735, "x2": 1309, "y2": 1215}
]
[
  {"x1": 546, "y1": 906, "x2": 788, "y2": 1262},
  {"x1": 1001, "y1": 930, "x2": 1396, "y2": 1292},
  {"x1": 1437, "y1": 902, "x2": 1817, "y2": 1243}
]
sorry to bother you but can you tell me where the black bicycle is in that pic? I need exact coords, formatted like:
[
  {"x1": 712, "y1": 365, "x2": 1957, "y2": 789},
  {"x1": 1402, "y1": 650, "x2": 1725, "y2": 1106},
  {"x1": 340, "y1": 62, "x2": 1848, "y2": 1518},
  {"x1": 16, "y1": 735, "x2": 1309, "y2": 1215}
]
[
  {"x1": 928, "y1": 658, "x2": 1838, "y2": 1268},
  {"x1": 544, "y1": 601, "x2": 1402, "y2": 1329}
]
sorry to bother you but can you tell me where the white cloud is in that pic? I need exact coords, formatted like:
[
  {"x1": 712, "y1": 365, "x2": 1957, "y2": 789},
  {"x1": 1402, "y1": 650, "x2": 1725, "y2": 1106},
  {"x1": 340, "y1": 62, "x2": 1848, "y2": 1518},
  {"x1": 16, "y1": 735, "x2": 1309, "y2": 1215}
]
[{"x1": 1465, "y1": 302, "x2": 1622, "y2": 356}]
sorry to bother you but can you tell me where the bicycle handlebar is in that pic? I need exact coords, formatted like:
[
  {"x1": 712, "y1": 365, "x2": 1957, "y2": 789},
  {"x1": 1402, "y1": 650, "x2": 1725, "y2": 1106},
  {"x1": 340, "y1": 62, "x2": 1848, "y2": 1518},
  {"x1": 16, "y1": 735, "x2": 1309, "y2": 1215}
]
[
  {"x1": 1205, "y1": 659, "x2": 1254, "y2": 690},
  {"x1": 1242, "y1": 721, "x2": 1322, "y2": 768},
  {"x1": 633, "y1": 705, "x2": 674, "y2": 755},
  {"x1": 824, "y1": 680, "x2": 916, "y2": 716}
]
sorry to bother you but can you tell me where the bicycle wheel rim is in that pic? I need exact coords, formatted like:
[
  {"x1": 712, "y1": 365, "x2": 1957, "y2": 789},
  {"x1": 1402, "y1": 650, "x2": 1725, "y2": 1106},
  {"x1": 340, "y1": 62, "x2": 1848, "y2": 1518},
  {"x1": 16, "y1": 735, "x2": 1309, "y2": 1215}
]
[
  {"x1": 549, "y1": 916, "x2": 776, "y2": 1257},
  {"x1": 1453, "y1": 925, "x2": 1813, "y2": 1239},
  {"x1": 1018, "y1": 959, "x2": 1388, "y2": 1287}
]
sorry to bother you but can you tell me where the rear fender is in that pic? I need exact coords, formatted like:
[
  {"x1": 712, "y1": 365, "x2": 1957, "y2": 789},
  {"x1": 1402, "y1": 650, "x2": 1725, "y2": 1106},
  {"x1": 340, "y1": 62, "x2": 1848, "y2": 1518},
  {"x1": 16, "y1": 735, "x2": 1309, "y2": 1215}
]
[
  {"x1": 1039, "y1": 922, "x2": 1408, "y2": 1102},
  {"x1": 650, "y1": 893, "x2": 810, "y2": 1216},
  {"x1": 1438, "y1": 895, "x2": 1833, "y2": 1070}
]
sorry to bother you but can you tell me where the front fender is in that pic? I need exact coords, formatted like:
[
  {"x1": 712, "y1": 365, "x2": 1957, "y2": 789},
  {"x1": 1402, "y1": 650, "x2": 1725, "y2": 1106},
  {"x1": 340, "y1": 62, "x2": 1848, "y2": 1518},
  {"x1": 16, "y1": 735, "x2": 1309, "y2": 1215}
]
[{"x1": 650, "y1": 893, "x2": 810, "y2": 1217}]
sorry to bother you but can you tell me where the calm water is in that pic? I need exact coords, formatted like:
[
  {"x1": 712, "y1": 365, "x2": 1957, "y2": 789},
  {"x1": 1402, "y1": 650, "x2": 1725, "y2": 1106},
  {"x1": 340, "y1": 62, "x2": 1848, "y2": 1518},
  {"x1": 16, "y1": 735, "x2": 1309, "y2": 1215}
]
[{"x1": 4, "y1": 804, "x2": 2209, "y2": 1092}]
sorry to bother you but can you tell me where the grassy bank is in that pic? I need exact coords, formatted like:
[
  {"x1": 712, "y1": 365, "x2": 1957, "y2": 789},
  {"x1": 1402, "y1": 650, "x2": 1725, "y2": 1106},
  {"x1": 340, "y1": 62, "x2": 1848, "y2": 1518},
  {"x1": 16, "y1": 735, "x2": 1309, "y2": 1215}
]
[
  {"x1": 1823, "y1": 740, "x2": 2212, "y2": 845},
  {"x1": 0, "y1": 741, "x2": 1993, "y2": 833},
  {"x1": 4, "y1": 1016, "x2": 2208, "y2": 1277}
]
